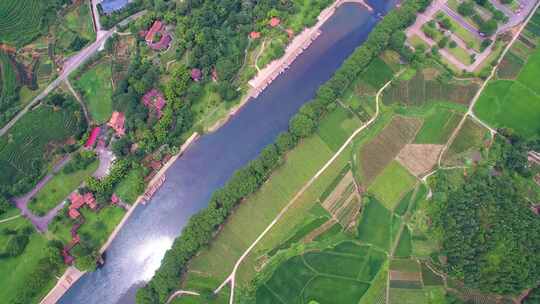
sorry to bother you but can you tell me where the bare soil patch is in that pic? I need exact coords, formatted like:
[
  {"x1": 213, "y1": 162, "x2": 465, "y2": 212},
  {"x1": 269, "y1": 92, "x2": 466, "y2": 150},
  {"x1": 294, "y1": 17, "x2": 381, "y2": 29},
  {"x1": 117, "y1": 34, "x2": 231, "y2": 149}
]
[
  {"x1": 360, "y1": 116, "x2": 422, "y2": 185},
  {"x1": 397, "y1": 144, "x2": 444, "y2": 177},
  {"x1": 389, "y1": 270, "x2": 422, "y2": 282}
]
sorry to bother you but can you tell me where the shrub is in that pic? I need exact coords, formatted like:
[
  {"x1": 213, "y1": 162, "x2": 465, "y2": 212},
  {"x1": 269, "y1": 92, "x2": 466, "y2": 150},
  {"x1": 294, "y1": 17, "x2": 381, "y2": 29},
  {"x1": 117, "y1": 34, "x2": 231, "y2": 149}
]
[
  {"x1": 458, "y1": 1, "x2": 475, "y2": 16},
  {"x1": 4, "y1": 235, "x2": 29, "y2": 257}
]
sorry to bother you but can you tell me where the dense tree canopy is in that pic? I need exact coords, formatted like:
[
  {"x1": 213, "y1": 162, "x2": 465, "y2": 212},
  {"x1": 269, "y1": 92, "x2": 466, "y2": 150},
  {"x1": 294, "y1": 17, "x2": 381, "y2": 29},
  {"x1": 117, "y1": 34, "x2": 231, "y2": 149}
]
[{"x1": 429, "y1": 136, "x2": 540, "y2": 294}]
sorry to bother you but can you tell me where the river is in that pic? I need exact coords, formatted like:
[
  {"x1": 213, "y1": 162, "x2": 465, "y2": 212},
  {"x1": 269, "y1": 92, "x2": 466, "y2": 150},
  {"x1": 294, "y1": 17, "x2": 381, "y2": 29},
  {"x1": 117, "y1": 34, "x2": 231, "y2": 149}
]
[{"x1": 58, "y1": 1, "x2": 396, "y2": 303}]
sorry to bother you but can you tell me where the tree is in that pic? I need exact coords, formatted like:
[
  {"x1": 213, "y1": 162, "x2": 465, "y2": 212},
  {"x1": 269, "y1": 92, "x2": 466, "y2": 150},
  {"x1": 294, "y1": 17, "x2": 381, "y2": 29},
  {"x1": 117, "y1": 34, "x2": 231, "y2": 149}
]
[
  {"x1": 439, "y1": 17, "x2": 452, "y2": 30},
  {"x1": 480, "y1": 19, "x2": 497, "y2": 36},
  {"x1": 389, "y1": 31, "x2": 407, "y2": 51},
  {"x1": 5, "y1": 235, "x2": 29, "y2": 257},
  {"x1": 0, "y1": 195, "x2": 12, "y2": 216},
  {"x1": 275, "y1": 132, "x2": 297, "y2": 154},
  {"x1": 458, "y1": 1, "x2": 475, "y2": 16},
  {"x1": 289, "y1": 114, "x2": 315, "y2": 138}
]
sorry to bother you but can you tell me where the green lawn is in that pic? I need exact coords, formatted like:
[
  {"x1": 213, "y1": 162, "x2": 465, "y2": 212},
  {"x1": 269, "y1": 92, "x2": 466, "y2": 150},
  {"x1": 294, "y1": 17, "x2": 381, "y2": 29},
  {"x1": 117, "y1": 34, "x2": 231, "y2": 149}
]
[
  {"x1": 368, "y1": 161, "x2": 416, "y2": 211},
  {"x1": 438, "y1": 11, "x2": 481, "y2": 51},
  {"x1": 475, "y1": 80, "x2": 540, "y2": 138},
  {"x1": 516, "y1": 47, "x2": 540, "y2": 95},
  {"x1": 75, "y1": 62, "x2": 113, "y2": 123},
  {"x1": 63, "y1": 3, "x2": 96, "y2": 42},
  {"x1": 447, "y1": 45, "x2": 472, "y2": 65},
  {"x1": 0, "y1": 217, "x2": 60, "y2": 304},
  {"x1": 29, "y1": 161, "x2": 98, "y2": 216},
  {"x1": 408, "y1": 35, "x2": 430, "y2": 50}
]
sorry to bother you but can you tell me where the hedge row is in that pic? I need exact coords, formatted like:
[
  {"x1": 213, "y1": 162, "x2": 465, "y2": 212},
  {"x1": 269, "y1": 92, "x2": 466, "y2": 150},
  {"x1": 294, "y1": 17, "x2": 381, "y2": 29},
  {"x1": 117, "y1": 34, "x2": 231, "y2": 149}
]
[{"x1": 135, "y1": 0, "x2": 431, "y2": 302}]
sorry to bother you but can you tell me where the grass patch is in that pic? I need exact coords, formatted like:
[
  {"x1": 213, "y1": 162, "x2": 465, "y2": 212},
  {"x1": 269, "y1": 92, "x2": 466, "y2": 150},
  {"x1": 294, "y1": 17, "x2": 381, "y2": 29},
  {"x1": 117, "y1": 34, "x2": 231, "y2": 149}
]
[
  {"x1": 28, "y1": 160, "x2": 98, "y2": 216},
  {"x1": 408, "y1": 35, "x2": 430, "y2": 50},
  {"x1": 447, "y1": 45, "x2": 472, "y2": 65},
  {"x1": 317, "y1": 105, "x2": 362, "y2": 151},
  {"x1": 368, "y1": 161, "x2": 416, "y2": 211},
  {"x1": 474, "y1": 79, "x2": 540, "y2": 138},
  {"x1": 395, "y1": 226, "x2": 413, "y2": 258},
  {"x1": 357, "y1": 197, "x2": 392, "y2": 251},
  {"x1": 114, "y1": 165, "x2": 145, "y2": 204},
  {"x1": 444, "y1": 118, "x2": 488, "y2": 165},
  {"x1": 414, "y1": 108, "x2": 462, "y2": 144},
  {"x1": 303, "y1": 276, "x2": 370, "y2": 303},
  {"x1": 75, "y1": 61, "x2": 113, "y2": 123},
  {"x1": 359, "y1": 57, "x2": 394, "y2": 89},
  {"x1": 516, "y1": 47, "x2": 540, "y2": 95}
]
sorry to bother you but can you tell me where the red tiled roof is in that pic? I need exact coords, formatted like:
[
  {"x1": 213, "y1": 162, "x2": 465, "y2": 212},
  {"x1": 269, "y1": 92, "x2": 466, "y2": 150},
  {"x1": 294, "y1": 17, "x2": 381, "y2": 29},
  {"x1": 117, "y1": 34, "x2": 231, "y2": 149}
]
[
  {"x1": 149, "y1": 34, "x2": 172, "y2": 50},
  {"x1": 111, "y1": 194, "x2": 119, "y2": 204},
  {"x1": 84, "y1": 192, "x2": 97, "y2": 210},
  {"x1": 84, "y1": 127, "x2": 101, "y2": 149},
  {"x1": 145, "y1": 20, "x2": 163, "y2": 43},
  {"x1": 70, "y1": 192, "x2": 85, "y2": 209},
  {"x1": 68, "y1": 208, "x2": 80, "y2": 219},
  {"x1": 250, "y1": 31, "x2": 261, "y2": 39},
  {"x1": 269, "y1": 17, "x2": 281, "y2": 27},
  {"x1": 191, "y1": 68, "x2": 202, "y2": 81},
  {"x1": 108, "y1": 111, "x2": 125, "y2": 136}
]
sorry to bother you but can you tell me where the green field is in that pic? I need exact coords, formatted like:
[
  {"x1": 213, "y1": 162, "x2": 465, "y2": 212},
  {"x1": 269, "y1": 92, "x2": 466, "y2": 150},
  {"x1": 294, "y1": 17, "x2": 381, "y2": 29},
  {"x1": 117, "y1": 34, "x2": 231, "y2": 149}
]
[
  {"x1": 0, "y1": 52, "x2": 20, "y2": 128},
  {"x1": 75, "y1": 62, "x2": 113, "y2": 123},
  {"x1": 29, "y1": 160, "x2": 98, "y2": 216},
  {"x1": 475, "y1": 55, "x2": 540, "y2": 138},
  {"x1": 368, "y1": 161, "x2": 416, "y2": 211},
  {"x1": 188, "y1": 135, "x2": 334, "y2": 281},
  {"x1": 395, "y1": 226, "x2": 413, "y2": 258},
  {"x1": 357, "y1": 198, "x2": 393, "y2": 251},
  {"x1": 63, "y1": 3, "x2": 96, "y2": 42},
  {"x1": 256, "y1": 241, "x2": 385, "y2": 304},
  {"x1": 0, "y1": 100, "x2": 85, "y2": 194},
  {"x1": 414, "y1": 107, "x2": 462, "y2": 144},
  {"x1": 359, "y1": 57, "x2": 394, "y2": 89},
  {"x1": 317, "y1": 105, "x2": 362, "y2": 151},
  {"x1": 0, "y1": 0, "x2": 46, "y2": 47}
]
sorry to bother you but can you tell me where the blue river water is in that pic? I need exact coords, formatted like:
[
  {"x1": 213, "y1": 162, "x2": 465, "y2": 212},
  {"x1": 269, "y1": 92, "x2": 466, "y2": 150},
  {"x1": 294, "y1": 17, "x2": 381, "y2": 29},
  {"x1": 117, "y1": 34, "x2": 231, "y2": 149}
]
[{"x1": 59, "y1": 1, "x2": 395, "y2": 303}]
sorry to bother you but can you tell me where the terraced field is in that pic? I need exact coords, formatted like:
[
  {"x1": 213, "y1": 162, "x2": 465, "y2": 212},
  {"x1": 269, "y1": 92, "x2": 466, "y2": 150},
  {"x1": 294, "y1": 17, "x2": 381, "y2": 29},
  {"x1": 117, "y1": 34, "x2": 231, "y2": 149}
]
[
  {"x1": 0, "y1": 96, "x2": 85, "y2": 195},
  {"x1": 0, "y1": 0, "x2": 45, "y2": 47}
]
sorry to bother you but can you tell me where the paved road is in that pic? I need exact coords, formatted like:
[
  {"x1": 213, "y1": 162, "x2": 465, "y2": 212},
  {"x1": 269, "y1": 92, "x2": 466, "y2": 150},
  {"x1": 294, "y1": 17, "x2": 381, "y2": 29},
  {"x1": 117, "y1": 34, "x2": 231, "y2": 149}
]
[
  {"x1": 0, "y1": 11, "x2": 146, "y2": 137},
  {"x1": 442, "y1": 5, "x2": 484, "y2": 38},
  {"x1": 12, "y1": 156, "x2": 71, "y2": 232}
]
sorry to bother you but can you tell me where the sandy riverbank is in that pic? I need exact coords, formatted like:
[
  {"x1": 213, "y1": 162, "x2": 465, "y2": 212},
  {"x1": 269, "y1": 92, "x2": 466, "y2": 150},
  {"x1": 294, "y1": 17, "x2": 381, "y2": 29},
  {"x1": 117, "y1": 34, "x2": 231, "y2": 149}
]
[
  {"x1": 207, "y1": 0, "x2": 372, "y2": 133},
  {"x1": 39, "y1": 267, "x2": 84, "y2": 304}
]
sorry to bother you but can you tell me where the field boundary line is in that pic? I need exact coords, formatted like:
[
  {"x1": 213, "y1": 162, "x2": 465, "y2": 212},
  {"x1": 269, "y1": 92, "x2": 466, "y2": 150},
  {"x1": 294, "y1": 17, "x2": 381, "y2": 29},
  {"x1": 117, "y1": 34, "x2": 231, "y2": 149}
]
[
  {"x1": 213, "y1": 72, "x2": 401, "y2": 304},
  {"x1": 0, "y1": 214, "x2": 21, "y2": 224}
]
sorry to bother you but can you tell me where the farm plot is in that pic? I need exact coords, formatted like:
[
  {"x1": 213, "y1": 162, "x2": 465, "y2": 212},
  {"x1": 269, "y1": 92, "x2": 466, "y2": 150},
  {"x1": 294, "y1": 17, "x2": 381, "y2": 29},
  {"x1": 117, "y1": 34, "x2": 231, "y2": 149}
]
[
  {"x1": 358, "y1": 116, "x2": 421, "y2": 185},
  {"x1": 397, "y1": 144, "x2": 443, "y2": 177},
  {"x1": 413, "y1": 104, "x2": 462, "y2": 145},
  {"x1": 317, "y1": 105, "x2": 362, "y2": 151},
  {"x1": 516, "y1": 47, "x2": 540, "y2": 95},
  {"x1": 443, "y1": 118, "x2": 489, "y2": 166},
  {"x1": 74, "y1": 60, "x2": 113, "y2": 123},
  {"x1": 256, "y1": 241, "x2": 386, "y2": 304},
  {"x1": 497, "y1": 51, "x2": 525, "y2": 79},
  {"x1": 368, "y1": 161, "x2": 417, "y2": 211},
  {"x1": 0, "y1": 100, "x2": 85, "y2": 195},
  {"x1": 358, "y1": 57, "x2": 394, "y2": 89},
  {"x1": 320, "y1": 170, "x2": 361, "y2": 229},
  {"x1": 383, "y1": 69, "x2": 479, "y2": 106},
  {"x1": 0, "y1": 0, "x2": 46, "y2": 47},
  {"x1": 0, "y1": 52, "x2": 21, "y2": 127},
  {"x1": 475, "y1": 78, "x2": 540, "y2": 138},
  {"x1": 357, "y1": 197, "x2": 394, "y2": 251},
  {"x1": 387, "y1": 258, "x2": 445, "y2": 304}
]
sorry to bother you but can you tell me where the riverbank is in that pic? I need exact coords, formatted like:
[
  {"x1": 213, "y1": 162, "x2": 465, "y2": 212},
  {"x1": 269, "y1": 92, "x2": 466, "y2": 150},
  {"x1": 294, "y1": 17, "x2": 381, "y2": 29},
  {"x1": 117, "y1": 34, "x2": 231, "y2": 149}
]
[
  {"x1": 98, "y1": 132, "x2": 200, "y2": 255},
  {"x1": 39, "y1": 267, "x2": 84, "y2": 304},
  {"x1": 206, "y1": 0, "x2": 373, "y2": 134}
]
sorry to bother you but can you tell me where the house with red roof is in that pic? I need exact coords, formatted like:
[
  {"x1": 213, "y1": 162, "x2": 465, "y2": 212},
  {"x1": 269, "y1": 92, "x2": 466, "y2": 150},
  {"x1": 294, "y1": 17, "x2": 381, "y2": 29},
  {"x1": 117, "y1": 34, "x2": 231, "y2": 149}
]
[
  {"x1": 84, "y1": 127, "x2": 101, "y2": 149},
  {"x1": 142, "y1": 89, "x2": 167, "y2": 118},
  {"x1": 144, "y1": 20, "x2": 173, "y2": 51},
  {"x1": 69, "y1": 191, "x2": 98, "y2": 211},
  {"x1": 108, "y1": 111, "x2": 125, "y2": 136},
  {"x1": 68, "y1": 208, "x2": 81, "y2": 219},
  {"x1": 250, "y1": 31, "x2": 261, "y2": 39},
  {"x1": 269, "y1": 17, "x2": 281, "y2": 27},
  {"x1": 191, "y1": 68, "x2": 202, "y2": 82}
]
